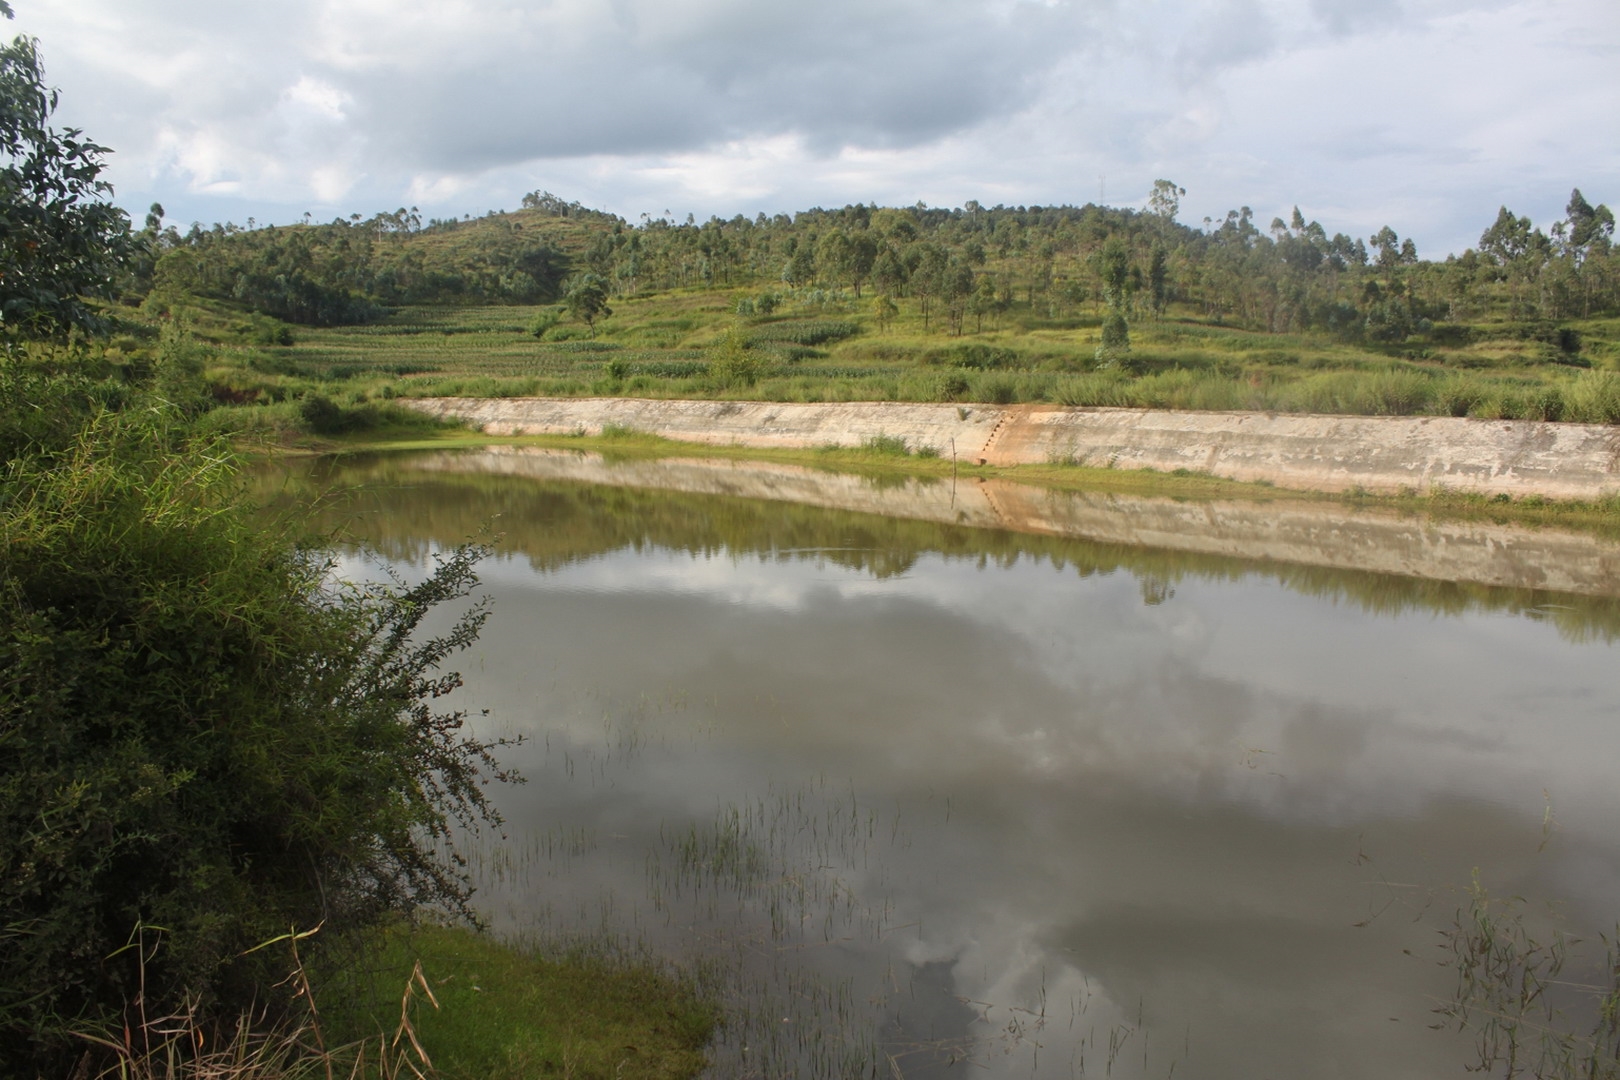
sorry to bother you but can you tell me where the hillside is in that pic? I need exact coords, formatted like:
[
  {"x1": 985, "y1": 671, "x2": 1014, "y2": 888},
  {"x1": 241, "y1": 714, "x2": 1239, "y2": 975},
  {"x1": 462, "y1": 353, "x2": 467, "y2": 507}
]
[{"x1": 99, "y1": 188, "x2": 1620, "y2": 431}]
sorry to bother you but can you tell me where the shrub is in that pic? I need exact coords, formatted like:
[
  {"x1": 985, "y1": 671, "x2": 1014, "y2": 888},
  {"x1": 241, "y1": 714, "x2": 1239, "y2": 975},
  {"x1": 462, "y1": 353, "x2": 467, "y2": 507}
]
[
  {"x1": 0, "y1": 384, "x2": 508, "y2": 1074},
  {"x1": 860, "y1": 433, "x2": 909, "y2": 455},
  {"x1": 947, "y1": 344, "x2": 1019, "y2": 370},
  {"x1": 1435, "y1": 378, "x2": 1484, "y2": 418},
  {"x1": 934, "y1": 372, "x2": 971, "y2": 402},
  {"x1": 528, "y1": 308, "x2": 562, "y2": 339},
  {"x1": 707, "y1": 328, "x2": 767, "y2": 389},
  {"x1": 1096, "y1": 312, "x2": 1132, "y2": 368},
  {"x1": 299, "y1": 392, "x2": 372, "y2": 434}
]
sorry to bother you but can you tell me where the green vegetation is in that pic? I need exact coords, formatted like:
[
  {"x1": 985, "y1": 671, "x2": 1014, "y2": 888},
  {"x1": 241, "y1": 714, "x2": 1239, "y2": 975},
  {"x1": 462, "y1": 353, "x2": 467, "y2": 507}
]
[
  {"x1": 324, "y1": 925, "x2": 715, "y2": 1080},
  {"x1": 0, "y1": 16, "x2": 710, "y2": 1078},
  {"x1": 68, "y1": 923, "x2": 714, "y2": 1080},
  {"x1": 4, "y1": 2, "x2": 1618, "y2": 1073},
  {"x1": 82, "y1": 163, "x2": 1616, "y2": 438},
  {"x1": 0, "y1": 6, "x2": 133, "y2": 336},
  {"x1": 0, "y1": 358, "x2": 515, "y2": 1073}
]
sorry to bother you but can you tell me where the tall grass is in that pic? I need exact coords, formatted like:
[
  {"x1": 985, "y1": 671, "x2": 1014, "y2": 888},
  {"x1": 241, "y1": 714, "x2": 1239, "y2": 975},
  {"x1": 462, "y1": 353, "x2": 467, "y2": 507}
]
[{"x1": 1563, "y1": 371, "x2": 1620, "y2": 424}]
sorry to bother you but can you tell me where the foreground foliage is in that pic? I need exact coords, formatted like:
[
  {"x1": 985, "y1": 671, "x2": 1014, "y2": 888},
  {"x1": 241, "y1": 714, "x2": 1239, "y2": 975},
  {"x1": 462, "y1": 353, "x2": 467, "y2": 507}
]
[
  {"x1": 0, "y1": 1, "x2": 133, "y2": 336},
  {"x1": 0, "y1": 357, "x2": 510, "y2": 1075}
]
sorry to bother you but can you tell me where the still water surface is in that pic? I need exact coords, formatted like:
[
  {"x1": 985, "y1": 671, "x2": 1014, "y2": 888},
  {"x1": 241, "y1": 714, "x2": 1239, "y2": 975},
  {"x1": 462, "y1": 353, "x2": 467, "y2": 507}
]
[{"x1": 276, "y1": 450, "x2": 1620, "y2": 1079}]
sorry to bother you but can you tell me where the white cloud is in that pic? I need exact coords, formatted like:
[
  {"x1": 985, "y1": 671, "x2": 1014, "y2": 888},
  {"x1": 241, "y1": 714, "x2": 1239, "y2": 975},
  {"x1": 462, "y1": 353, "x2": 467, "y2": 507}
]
[{"x1": 9, "y1": 0, "x2": 1618, "y2": 252}]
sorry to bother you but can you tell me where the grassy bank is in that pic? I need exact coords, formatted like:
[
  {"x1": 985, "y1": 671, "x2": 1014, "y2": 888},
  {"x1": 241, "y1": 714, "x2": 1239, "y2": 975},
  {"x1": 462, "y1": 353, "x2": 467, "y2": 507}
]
[
  {"x1": 90, "y1": 925, "x2": 715, "y2": 1080},
  {"x1": 322, "y1": 926, "x2": 716, "y2": 1080}
]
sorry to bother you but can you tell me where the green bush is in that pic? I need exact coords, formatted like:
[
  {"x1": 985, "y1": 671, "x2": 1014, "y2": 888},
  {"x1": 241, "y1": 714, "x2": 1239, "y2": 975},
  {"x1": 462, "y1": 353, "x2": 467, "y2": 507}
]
[
  {"x1": 0, "y1": 375, "x2": 507, "y2": 1074},
  {"x1": 707, "y1": 329, "x2": 767, "y2": 389},
  {"x1": 859, "y1": 433, "x2": 909, "y2": 455},
  {"x1": 934, "y1": 372, "x2": 971, "y2": 402},
  {"x1": 299, "y1": 392, "x2": 371, "y2": 434}
]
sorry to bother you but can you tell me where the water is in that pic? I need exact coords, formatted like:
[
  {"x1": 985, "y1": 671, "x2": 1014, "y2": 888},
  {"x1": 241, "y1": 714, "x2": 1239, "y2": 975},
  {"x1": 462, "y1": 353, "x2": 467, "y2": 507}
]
[{"x1": 265, "y1": 448, "x2": 1620, "y2": 1079}]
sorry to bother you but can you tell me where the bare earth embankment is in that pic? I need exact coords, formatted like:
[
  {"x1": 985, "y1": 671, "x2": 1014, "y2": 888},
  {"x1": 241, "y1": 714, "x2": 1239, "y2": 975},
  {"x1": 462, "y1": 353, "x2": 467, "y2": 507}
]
[{"x1": 403, "y1": 397, "x2": 1620, "y2": 500}]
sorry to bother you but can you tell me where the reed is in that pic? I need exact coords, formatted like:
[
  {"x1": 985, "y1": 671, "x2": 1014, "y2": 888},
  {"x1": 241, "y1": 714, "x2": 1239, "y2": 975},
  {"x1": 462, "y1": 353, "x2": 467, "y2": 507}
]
[{"x1": 1438, "y1": 874, "x2": 1620, "y2": 1079}]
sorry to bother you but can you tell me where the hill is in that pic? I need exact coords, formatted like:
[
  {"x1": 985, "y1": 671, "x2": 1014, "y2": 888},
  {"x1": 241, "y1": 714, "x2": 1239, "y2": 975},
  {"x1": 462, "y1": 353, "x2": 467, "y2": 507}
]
[{"x1": 100, "y1": 188, "x2": 1620, "y2": 432}]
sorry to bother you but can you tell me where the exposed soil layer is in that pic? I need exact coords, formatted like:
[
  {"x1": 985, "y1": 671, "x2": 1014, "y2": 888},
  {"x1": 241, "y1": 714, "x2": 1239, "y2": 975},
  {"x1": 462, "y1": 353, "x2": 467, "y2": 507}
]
[{"x1": 402, "y1": 398, "x2": 1620, "y2": 499}]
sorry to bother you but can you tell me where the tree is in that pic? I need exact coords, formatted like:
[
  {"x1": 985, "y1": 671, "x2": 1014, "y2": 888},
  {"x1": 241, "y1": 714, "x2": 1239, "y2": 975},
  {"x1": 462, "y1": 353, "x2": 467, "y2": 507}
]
[
  {"x1": 1480, "y1": 206, "x2": 1533, "y2": 267},
  {"x1": 871, "y1": 245, "x2": 906, "y2": 296},
  {"x1": 1562, "y1": 188, "x2": 1614, "y2": 268},
  {"x1": 563, "y1": 273, "x2": 612, "y2": 337},
  {"x1": 1148, "y1": 243, "x2": 1170, "y2": 315},
  {"x1": 1097, "y1": 310, "x2": 1131, "y2": 367},
  {"x1": 0, "y1": 6, "x2": 134, "y2": 335},
  {"x1": 1480, "y1": 207, "x2": 1542, "y2": 319},
  {"x1": 1148, "y1": 179, "x2": 1185, "y2": 226},
  {"x1": 872, "y1": 292, "x2": 898, "y2": 331},
  {"x1": 815, "y1": 229, "x2": 852, "y2": 292},
  {"x1": 781, "y1": 241, "x2": 815, "y2": 286},
  {"x1": 1097, "y1": 235, "x2": 1132, "y2": 309},
  {"x1": 910, "y1": 243, "x2": 949, "y2": 330},
  {"x1": 940, "y1": 258, "x2": 975, "y2": 336}
]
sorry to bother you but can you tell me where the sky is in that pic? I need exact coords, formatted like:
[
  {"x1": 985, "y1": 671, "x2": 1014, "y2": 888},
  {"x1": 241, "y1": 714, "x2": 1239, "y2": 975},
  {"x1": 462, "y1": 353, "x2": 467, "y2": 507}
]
[{"x1": 10, "y1": 0, "x2": 1618, "y2": 256}]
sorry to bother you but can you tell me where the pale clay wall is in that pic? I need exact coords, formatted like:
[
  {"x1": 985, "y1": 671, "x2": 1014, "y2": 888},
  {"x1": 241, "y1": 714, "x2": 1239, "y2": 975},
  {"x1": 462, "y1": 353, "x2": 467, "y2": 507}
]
[{"x1": 400, "y1": 398, "x2": 1620, "y2": 500}]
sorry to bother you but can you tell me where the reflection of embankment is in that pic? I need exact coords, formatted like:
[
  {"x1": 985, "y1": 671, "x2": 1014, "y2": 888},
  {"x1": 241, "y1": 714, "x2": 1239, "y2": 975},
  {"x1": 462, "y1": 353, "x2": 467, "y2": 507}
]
[{"x1": 419, "y1": 446, "x2": 1620, "y2": 600}]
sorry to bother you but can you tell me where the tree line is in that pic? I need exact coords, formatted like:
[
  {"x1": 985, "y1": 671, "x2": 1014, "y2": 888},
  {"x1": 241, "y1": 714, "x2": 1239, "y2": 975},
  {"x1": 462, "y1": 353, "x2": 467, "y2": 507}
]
[{"x1": 127, "y1": 184, "x2": 1617, "y2": 353}]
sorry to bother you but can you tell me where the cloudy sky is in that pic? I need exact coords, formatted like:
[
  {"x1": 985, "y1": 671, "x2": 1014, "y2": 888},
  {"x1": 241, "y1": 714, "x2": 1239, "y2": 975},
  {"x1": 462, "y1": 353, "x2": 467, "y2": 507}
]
[{"x1": 12, "y1": 0, "x2": 1618, "y2": 255}]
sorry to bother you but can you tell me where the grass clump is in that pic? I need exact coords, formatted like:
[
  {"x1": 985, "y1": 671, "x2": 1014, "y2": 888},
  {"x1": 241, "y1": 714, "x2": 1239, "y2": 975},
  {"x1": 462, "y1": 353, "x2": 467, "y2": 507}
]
[
  {"x1": 325, "y1": 925, "x2": 716, "y2": 1080},
  {"x1": 859, "y1": 433, "x2": 911, "y2": 456}
]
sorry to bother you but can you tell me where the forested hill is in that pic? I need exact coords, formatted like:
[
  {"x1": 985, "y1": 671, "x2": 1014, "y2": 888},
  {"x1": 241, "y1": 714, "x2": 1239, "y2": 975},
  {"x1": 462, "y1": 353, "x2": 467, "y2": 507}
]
[{"x1": 130, "y1": 186, "x2": 1617, "y2": 347}]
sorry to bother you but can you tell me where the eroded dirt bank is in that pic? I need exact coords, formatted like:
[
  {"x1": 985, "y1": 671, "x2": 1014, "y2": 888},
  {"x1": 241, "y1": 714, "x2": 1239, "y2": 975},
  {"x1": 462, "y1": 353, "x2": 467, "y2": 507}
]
[
  {"x1": 409, "y1": 446, "x2": 1620, "y2": 598},
  {"x1": 402, "y1": 397, "x2": 1620, "y2": 500}
]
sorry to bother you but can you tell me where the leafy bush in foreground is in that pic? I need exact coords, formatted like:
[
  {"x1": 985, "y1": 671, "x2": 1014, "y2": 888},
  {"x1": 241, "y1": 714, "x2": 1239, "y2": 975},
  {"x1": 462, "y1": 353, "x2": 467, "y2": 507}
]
[{"x1": 0, "y1": 363, "x2": 509, "y2": 1074}]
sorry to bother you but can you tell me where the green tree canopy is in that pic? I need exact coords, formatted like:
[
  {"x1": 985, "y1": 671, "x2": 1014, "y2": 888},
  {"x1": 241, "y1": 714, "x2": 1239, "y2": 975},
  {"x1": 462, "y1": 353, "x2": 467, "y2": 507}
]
[
  {"x1": 563, "y1": 272, "x2": 612, "y2": 336},
  {"x1": 0, "y1": 7, "x2": 133, "y2": 335}
]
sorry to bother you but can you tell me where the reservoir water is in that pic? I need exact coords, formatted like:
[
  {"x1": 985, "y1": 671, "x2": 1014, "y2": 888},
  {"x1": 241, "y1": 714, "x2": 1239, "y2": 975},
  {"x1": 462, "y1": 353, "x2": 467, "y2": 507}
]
[{"x1": 270, "y1": 448, "x2": 1620, "y2": 1079}]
